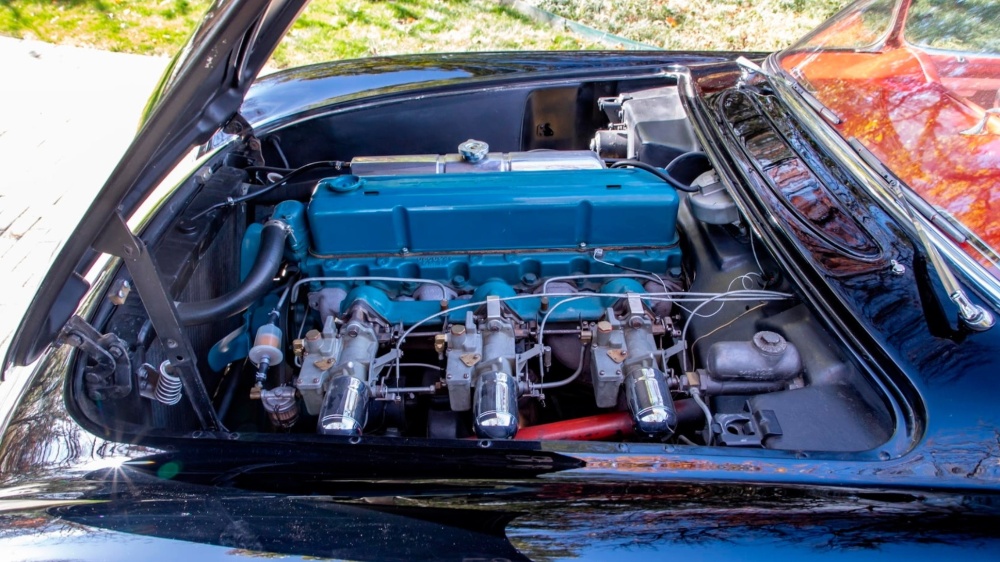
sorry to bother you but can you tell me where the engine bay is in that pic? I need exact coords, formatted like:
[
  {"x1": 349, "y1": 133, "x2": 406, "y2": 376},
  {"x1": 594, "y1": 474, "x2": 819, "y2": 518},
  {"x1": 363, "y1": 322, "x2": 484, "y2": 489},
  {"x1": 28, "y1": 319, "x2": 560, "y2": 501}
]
[{"x1": 81, "y1": 80, "x2": 896, "y2": 452}]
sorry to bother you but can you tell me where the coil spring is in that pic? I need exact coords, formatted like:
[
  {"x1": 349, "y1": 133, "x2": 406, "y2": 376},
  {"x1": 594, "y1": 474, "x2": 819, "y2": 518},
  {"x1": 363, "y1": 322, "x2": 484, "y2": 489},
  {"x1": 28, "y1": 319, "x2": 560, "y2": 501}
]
[{"x1": 155, "y1": 361, "x2": 184, "y2": 406}]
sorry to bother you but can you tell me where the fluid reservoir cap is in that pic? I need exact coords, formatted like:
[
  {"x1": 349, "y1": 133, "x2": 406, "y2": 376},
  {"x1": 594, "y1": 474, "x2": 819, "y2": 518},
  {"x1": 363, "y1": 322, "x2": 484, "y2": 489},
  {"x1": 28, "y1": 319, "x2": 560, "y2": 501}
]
[
  {"x1": 320, "y1": 174, "x2": 365, "y2": 193},
  {"x1": 689, "y1": 170, "x2": 739, "y2": 225},
  {"x1": 752, "y1": 331, "x2": 787, "y2": 355},
  {"x1": 458, "y1": 139, "x2": 489, "y2": 163}
]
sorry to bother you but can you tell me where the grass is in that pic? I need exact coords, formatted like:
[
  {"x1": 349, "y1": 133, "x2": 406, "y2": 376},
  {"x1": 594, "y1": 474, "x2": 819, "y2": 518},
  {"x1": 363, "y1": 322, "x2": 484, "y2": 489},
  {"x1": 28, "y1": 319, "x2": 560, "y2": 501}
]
[
  {"x1": 533, "y1": 0, "x2": 849, "y2": 51},
  {"x1": 270, "y1": 0, "x2": 592, "y2": 68},
  {"x1": 0, "y1": 0, "x2": 208, "y2": 55},
  {"x1": 0, "y1": 0, "x2": 850, "y2": 67}
]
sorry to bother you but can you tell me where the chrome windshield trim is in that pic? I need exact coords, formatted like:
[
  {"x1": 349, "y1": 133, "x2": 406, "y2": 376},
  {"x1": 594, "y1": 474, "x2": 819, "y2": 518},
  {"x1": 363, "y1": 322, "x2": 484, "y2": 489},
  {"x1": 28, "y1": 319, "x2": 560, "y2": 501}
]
[{"x1": 762, "y1": 54, "x2": 1000, "y2": 309}]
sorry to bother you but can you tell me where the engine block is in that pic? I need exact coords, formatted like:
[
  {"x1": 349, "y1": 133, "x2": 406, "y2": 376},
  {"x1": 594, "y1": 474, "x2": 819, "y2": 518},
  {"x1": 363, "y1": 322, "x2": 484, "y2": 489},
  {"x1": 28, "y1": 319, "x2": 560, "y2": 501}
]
[
  {"x1": 274, "y1": 166, "x2": 685, "y2": 438},
  {"x1": 292, "y1": 168, "x2": 682, "y2": 325}
]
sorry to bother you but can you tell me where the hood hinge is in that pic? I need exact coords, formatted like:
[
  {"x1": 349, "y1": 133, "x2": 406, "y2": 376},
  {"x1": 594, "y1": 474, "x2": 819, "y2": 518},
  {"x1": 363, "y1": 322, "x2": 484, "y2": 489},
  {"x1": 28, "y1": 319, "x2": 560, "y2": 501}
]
[
  {"x1": 58, "y1": 315, "x2": 133, "y2": 401},
  {"x1": 223, "y1": 113, "x2": 265, "y2": 166}
]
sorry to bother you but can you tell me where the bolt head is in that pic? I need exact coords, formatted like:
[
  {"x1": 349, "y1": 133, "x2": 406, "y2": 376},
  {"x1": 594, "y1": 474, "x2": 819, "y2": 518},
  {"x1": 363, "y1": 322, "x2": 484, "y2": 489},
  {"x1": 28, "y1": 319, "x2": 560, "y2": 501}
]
[{"x1": 629, "y1": 317, "x2": 643, "y2": 329}]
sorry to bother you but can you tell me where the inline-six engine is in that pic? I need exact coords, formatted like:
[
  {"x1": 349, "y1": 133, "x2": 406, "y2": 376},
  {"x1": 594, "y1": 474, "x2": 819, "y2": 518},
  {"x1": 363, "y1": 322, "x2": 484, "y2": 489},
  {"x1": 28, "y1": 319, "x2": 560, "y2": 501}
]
[
  {"x1": 80, "y1": 83, "x2": 895, "y2": 452},
  {"x1": 249, "y1": 143, "x2": 696, "y2": 439}
]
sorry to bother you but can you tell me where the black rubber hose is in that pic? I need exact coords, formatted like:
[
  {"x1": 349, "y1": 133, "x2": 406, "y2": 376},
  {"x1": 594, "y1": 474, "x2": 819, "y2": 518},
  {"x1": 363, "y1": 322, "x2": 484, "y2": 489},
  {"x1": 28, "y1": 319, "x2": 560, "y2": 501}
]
[
  {"x1": 665, "y1": 151, "x2": 712, "y2": 185},
  {"x1": 190, "y1": 160, "x2": 345, "y2": 221},
  {"x1": 610, "y1": 159, "x2": 699, "y2": 192},
  {"x1": 176, "y1": 221, "x2": 288, "y2": 326}
]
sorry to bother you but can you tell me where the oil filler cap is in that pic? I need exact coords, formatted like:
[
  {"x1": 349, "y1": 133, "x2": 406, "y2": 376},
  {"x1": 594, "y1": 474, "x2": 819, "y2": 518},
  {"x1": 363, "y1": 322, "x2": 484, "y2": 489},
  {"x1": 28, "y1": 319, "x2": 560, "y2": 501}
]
[
  {"x1": 458, "y1": 139, "x2": 489, "y2": 163},
  {"x1": 320, "y1": 174, "x2": 365, "y2": 193}
]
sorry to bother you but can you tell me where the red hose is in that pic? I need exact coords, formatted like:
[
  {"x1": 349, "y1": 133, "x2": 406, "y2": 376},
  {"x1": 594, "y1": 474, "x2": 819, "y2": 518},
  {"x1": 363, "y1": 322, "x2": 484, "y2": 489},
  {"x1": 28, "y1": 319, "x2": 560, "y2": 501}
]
[
  {"x1": 513, "y1": 399, "x2": 701, "y2": 441},
  {"x1": 514, "y1": 411, "x2": 635, "y2": 441}
]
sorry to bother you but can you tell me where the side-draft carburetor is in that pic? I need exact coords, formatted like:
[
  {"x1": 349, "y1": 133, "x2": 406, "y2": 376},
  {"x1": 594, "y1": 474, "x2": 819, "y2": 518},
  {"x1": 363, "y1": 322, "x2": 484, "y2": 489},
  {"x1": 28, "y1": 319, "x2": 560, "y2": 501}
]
[
  {"x1": 587, "y1": 294, "x2": 679, "y2": 437},
  {"x1": 439, "y1": 296, "x2": 525, "y2": 439},
  {"x1": 293, "y1": 301, "x2": 389, "y2": 436},
  {"x1": 434, "y1": 292, "x2": 680, "y2": 440}
]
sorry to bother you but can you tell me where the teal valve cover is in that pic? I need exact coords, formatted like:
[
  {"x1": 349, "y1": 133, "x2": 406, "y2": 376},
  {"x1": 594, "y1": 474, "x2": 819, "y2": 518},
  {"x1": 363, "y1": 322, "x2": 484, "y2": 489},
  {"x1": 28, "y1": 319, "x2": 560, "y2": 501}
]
[{"x1": 307, "y1": 169, "x2": 679, "y2": 256}]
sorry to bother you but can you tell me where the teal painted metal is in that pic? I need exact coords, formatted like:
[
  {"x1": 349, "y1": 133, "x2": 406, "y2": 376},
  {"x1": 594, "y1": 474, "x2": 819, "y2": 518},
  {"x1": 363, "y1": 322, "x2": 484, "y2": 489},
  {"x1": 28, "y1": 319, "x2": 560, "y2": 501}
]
[
  {"x1": 296, "y1": 247, "x2": 681, "y2": 325},
  {"x1": 306, "y1": 169, "x2": 679, "y2": 256},
  {"x1": 299, "y1": 249, "x2": 680, "y2": 287},
  {"x1": 287, "y1": 168, "x2": 683, "y2": 326},
  {"x1": 272, "y1": 200, "x2": 309, "y2": 261},
  {"x1": 240, "y1": 222, "x2": 264, "y2": 281},
  {"x1": 314, "y1": 279, "x2": 657, "y2": 326}
]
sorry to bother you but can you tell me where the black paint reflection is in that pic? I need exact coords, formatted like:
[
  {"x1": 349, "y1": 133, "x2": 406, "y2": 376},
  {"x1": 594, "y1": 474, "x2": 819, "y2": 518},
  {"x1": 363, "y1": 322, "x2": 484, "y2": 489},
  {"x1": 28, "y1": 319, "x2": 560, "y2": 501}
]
[
  {"x1": 50, "y1": 476, "x2": 1000, "y2": 561},
  {"x1": 56, "y1": 494, "x2": 527, "y2": 562}
]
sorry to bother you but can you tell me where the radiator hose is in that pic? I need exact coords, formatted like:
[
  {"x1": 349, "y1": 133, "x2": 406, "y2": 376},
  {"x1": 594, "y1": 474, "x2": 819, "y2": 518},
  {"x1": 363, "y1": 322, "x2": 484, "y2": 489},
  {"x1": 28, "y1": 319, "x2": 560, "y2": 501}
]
[{"x1": 176, "y1": 220, "x2": 288, "y2": 326}]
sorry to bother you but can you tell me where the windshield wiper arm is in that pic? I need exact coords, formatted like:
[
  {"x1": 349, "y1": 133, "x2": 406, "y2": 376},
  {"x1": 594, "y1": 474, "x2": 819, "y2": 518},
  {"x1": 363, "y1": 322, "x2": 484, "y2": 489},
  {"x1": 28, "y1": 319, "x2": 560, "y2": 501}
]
[{"x1": 849, "y1": 139, "x2": 994, "y2": 332}]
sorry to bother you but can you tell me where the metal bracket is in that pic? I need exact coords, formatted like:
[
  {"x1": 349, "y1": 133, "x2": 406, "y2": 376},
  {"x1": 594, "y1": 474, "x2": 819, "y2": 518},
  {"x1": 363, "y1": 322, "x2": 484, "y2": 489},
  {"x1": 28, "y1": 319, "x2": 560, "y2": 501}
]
[
  {"x1": 625, "y1": 292, "x2": 645, "y2": 318},
  {"x1": 515, "y1": 343, "x2": 545, "y2": 375},
  {"x1": 58, "y1": 315, "x2": 132, "y2": 401},
  {"x1": 712, "y1": 408, "x2": 783, "y2": 447},
  {"x1": 93, "y1": 212, "x2": 224, "y2": 431},
  {"x1": 136, "y1": 362, "x2": 161, "y2": 401},
  {"x1": 370, "y1": 348, "x2": 401, "y2": 375},
  {"x1": 223, "y1": 113, "x2": 265, "y2": 166}
]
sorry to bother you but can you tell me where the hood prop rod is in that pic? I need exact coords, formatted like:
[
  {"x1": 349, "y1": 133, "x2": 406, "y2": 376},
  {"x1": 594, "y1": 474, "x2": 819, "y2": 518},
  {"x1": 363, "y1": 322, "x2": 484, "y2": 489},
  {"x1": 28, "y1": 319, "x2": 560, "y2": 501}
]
[{"x1": 94, "y1": 212, "x2": 226, "y2": 432}]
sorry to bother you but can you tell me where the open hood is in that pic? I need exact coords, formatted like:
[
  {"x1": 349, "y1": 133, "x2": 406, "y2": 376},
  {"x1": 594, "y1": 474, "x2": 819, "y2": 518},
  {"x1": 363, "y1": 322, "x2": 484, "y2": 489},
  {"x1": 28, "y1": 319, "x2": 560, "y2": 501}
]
[{"x1": 4, "y1": 0, "x2": 308, "y2": 372}]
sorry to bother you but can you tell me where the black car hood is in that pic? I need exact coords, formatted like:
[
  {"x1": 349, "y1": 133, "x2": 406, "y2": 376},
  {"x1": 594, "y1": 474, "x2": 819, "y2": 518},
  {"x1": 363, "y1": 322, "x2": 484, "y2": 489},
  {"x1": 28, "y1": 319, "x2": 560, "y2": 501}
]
[
  {"x1": 4, "y1": 465, "x2": 1000, "y2": 561},
  {"x1": 3, "y1": 0, "x2": 308, "y2": 372}
]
